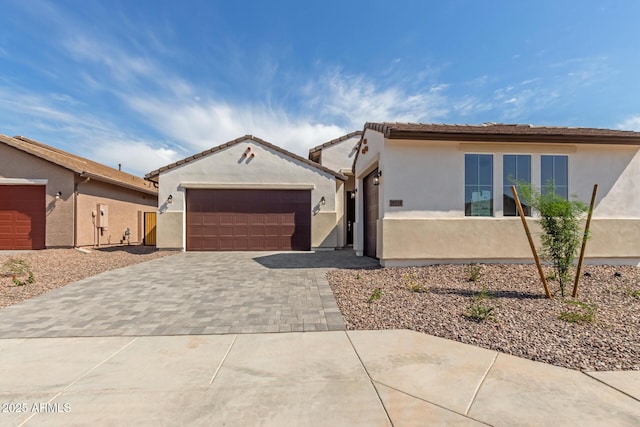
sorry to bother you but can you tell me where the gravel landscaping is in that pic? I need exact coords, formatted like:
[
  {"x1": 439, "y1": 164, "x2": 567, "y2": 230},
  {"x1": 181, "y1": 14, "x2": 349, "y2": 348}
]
[
  {"x1": 328, "y1": 263, "x2": 640, "y2": 371},
  {"x1": 0, "y1": 246, "x2": 177, "y2": 309}
]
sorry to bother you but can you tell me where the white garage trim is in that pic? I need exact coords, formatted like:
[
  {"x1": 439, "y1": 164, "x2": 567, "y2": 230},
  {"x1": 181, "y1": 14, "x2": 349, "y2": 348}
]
[
  {"x1": 180, "y1": 183, "x2": 315, "y2": 190},
  {"x1": 0, "y1": 178, "x2": 48, "y2": 185}
]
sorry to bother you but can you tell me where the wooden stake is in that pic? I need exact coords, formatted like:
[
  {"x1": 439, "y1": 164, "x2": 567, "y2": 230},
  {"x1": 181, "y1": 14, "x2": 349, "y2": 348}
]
[
  {"x1": 511, "y1": 185, "x2": 552, "y2": 299},
  {"x1": 572, "y1": 184, "x2": 598, "y2": 298}
]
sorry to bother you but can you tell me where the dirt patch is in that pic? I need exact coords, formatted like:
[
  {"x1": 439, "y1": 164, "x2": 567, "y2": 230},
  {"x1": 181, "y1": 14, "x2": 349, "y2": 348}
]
[
  {"x1": 328, "y1": 263, "x2": 640, "y2": 371},
  {"x1": 0, "y1": 247, "x2": 178, "y2": 309}
]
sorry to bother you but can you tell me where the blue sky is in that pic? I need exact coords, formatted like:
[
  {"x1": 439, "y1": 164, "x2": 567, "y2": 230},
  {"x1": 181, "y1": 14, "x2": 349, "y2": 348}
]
[{"x1": 1, "y1": 0, "x2": 639, "y2": 175}]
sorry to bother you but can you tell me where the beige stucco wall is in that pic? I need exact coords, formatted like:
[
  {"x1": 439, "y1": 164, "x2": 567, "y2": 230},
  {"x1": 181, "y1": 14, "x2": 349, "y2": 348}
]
[
  {"x1": 319, "y1": 135, "x2": 360, "y2": 173},
  {"x1": 156, "y1": 211, "x2": 183, "y2": 249},
  {"x1": 75, "y1": 179, "x2": 157, "y2": 247},
  {"x1": 156, "y1": 138, "x2": 342, "y2": 250},
  {"x1": 354, "y1": 132, "x2": 640, "y2": 264},
  {"x1": 379, "y1": 218, "x2": 640, "y2": 266},
  {"x1": 0, "y1": 143, "x2": 75, "y2": 247}
]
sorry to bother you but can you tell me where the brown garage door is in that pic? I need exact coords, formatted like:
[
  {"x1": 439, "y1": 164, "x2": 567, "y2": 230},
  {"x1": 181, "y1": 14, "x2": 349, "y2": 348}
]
[
  {"x1": 186, "y1": 189, "x2": 311, "y2": 251},
  {"x1": 0, "y1": 185, "x2": 46, "y2": 250},
  {"x1": 363, "y1": 169, "x2": 379, "y2": 259}
]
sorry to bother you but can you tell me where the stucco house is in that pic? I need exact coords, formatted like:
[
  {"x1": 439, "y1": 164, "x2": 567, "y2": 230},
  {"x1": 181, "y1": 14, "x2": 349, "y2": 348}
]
[
  {"x1": 309, "y1": 131, "x2": 362, "y2": 246},
  {"x1": 0, "y1": 134, "x2": 158, "y2": 249},
  {"x1": 353, "y1": 122, "x2": 640, "y2": 266},
  {"x1": 145, "y1": 135, "x2": 346, "y2": 251}
]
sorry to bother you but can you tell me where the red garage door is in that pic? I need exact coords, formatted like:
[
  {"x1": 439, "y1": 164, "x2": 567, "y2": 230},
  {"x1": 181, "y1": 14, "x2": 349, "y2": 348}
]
[
  {"x1": 186, "y1": 189, "x2": 311, "y2": 251},
  {"x1": 0, "y1": 185, "x2": 46, "y2": 250}
]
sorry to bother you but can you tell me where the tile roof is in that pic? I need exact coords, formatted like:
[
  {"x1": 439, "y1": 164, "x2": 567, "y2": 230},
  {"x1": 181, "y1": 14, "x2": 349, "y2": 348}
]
[
  {"x1": 145, "y1": 135, "x2": 347, "y2": 181},
  {"x1": 0, "y1": 134, "x2": 157, "y2": 195},
  {"x1": 364, "y1": 122, "x2": 640, "y2": 144}
]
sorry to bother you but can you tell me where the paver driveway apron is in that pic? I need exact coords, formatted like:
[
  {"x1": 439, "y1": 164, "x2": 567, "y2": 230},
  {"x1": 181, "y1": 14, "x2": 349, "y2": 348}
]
[{"x1": 0, "y1": 250, "x2": 378, "y2": 338}]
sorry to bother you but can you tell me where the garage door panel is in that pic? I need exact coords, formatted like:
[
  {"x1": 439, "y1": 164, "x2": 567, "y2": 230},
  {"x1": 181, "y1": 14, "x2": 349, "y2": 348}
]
[
  {"x1": 16, "y1": 225, "x2": 33, "y2": 234},
  {"x1": 218, "y1": 214, "x2": 234, "y2": 225},
  {"x1": 0, "y1": 185, "x2": 45, "y2": 250},
  {"x1": 186, "y1": 189, "x2": 310, "y2": 251},
  {"x1": 218, "y1": 226, "x2": 233, "y2": 237},
  {"x1": 281, "y1": 225, "x2": 295, "y2": 236},
  {"x1": 249, "y1": 225, "x2": 265, "y2": 236},
  {"x1": 232, "y1": 226, "x2": 249, "y2": 236},
  {"x1": 264, "y1": 225, "x2": 279, "y2": 236},
  {"x1": 233, "y1": 238, "x2": 249, "y2": 250},
  {"x1": 201, "y1": 215, "x2": 218, "y2": 226}
]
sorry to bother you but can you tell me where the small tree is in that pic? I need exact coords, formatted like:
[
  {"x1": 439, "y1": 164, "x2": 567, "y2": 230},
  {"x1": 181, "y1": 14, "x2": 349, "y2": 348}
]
[{"x1": 519, "y1": 182, "x2": 588, "y2": 297}]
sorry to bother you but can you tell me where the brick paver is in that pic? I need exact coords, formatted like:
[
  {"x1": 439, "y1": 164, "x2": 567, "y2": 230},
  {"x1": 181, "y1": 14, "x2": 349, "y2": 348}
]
[{"x1": 0, "y1": 250, "x2": 377, "y2": 337}]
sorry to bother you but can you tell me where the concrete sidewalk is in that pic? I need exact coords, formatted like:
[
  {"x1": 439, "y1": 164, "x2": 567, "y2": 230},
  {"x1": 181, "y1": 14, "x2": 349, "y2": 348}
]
[{"x1": 1, "y1": 330, "x2": 639, "y2": 426}]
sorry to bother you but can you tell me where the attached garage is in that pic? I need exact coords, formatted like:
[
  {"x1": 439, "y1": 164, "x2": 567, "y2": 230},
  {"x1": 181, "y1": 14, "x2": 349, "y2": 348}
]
[
  {"x1": 0, "y1": 185, "x2": 46, "y2": 250},
  {"x1": 146, "y1": 135, "x2": 346, "y2": 252},
  {"x1": 186, "y1": 189, "x2": 311, "y2": 251}
]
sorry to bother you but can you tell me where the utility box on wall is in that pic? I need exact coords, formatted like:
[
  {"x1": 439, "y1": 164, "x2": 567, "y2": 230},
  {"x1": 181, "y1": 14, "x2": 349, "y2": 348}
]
[{"x1": 96, "y1": 203, "x2": 109, "y2": 228}]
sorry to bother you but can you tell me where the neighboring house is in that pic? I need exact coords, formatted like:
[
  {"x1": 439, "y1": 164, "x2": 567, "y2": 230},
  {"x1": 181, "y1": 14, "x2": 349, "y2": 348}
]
[
  {"x1": 309, "y1": 131, "x2": 362, "y2": 246},
  {"x1": 145, "y1": 135, "x2": 346, "y2": 251},
  {"x1": 353, "y1": 122, "x2": 640, "y2": 266},
  {"x1": 0, "y1": 134, "x2": 158, "y2": 250}
]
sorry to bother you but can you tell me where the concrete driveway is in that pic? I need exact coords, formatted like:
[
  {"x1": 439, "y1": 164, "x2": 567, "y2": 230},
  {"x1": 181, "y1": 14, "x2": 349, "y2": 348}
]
[{"x1": 0, "y1": 250, "x2": 377, "y2": 338}]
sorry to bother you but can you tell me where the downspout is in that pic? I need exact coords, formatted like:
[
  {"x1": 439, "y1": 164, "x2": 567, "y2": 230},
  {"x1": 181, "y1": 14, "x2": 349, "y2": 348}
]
[{"x1": 74, "y1": 176, "x2": 91, "y2": 247}]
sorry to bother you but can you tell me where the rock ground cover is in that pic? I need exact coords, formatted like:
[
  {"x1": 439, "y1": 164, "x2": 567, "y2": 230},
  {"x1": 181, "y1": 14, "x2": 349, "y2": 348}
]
[{"x1": 328, "y1": 263, "x2": 640, "y2": 371}]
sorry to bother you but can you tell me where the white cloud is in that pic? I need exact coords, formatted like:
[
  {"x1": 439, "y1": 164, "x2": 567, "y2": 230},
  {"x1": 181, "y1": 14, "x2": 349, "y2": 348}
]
[
  {"x1": 306, "y1": 71, "x2": 450, "y2": 127},
  {"x1": 453, "y1": 97, "x2": 492, "y2": 117},
  {"x1": 0, "y1": 85, "x2": 179, "y2": 175},
  {"x1": 91, "y1": 140, "x2": 180, "y2": 174},
  {"x1": 617, "y1": 115, "x2": 640, "y2": 131},
  {"x1": 125, "y1": 95, "x2": 346, "y2": 158}
]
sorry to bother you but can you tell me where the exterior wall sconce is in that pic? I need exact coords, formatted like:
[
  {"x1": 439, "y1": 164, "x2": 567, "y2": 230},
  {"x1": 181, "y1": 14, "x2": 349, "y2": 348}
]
[
  {"x1": 350, "y1": 189, "x2": 357, "y2": 199},
  {"x1": 320, "y1": 196, "x2": 326, "y2": 205},
  {"x1": 55, "y1": 191, "x2": 62, "y2": 200},
  {"x1": 167, "y1": 194, "x2": 173, "y2": 204},
  {"x1": 373, "y1": 170, "x2": 382, "y2": 186}
]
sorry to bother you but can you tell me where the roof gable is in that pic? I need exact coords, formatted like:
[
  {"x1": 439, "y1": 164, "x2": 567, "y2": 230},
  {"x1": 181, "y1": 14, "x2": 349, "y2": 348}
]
[
  {"x1": 146, "y1": 135, "x2": 347, "y2": 181},
  {"x1": 0, "y1": 134, "x2": 157, "y2": 195},
  {"x1": 308, "y1": 131, "x2": 362, "y2": 156}
]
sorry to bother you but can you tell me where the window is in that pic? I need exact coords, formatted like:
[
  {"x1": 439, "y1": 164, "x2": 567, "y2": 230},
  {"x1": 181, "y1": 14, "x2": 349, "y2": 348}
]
[
  {"x1": 465, "y1": 154, "x2": 493, "y2": 216},
  {"x1": 503, "y1": 155, "x2": 531, "y2": 216},
  {"x1": 541, "y1": 155, "x2": 568, "y2": 199}
]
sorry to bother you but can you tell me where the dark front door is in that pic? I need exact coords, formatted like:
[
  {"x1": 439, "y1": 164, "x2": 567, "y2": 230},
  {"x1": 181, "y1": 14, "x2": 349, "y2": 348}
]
[
  {"x1": 363, "y1": 169, "x2": 379, "y2": 258},
  {"x1": 186, "y1": 189, "x2": 311, "y2": 251},
  {"x1": 346, "y1": 191, "x2": 355, "y2": 245}
]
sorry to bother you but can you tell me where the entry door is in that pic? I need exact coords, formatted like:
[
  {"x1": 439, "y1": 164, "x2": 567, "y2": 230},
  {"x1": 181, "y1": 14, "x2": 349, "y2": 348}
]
[
  {"x1": 346, "y1": 191, "x2": 355, "y2": 245},
  {"x1": 363, "y1": 169, "x2": 379, "y2": 258},
  {"x1": 144, "y1": 212, "x2": 157, "y2": 246}
]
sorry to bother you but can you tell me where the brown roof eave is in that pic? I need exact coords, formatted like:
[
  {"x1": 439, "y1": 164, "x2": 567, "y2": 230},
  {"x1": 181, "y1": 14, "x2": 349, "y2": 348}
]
[
  {"x1": 386, "y1": 131, "x2": 640, "y2": 145},
  {"x1": 80, "y1": 172, "x2": 158, "y2": 195}
]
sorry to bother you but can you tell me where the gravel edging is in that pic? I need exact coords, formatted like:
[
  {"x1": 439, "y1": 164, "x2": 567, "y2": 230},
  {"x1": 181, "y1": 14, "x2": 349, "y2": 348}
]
[
  {"x1": 0, "y1": 247, "x2": 178, "y2": 309},
  {"x1": 327, "y1": 263, "x2": 640, "y2": 371}
]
